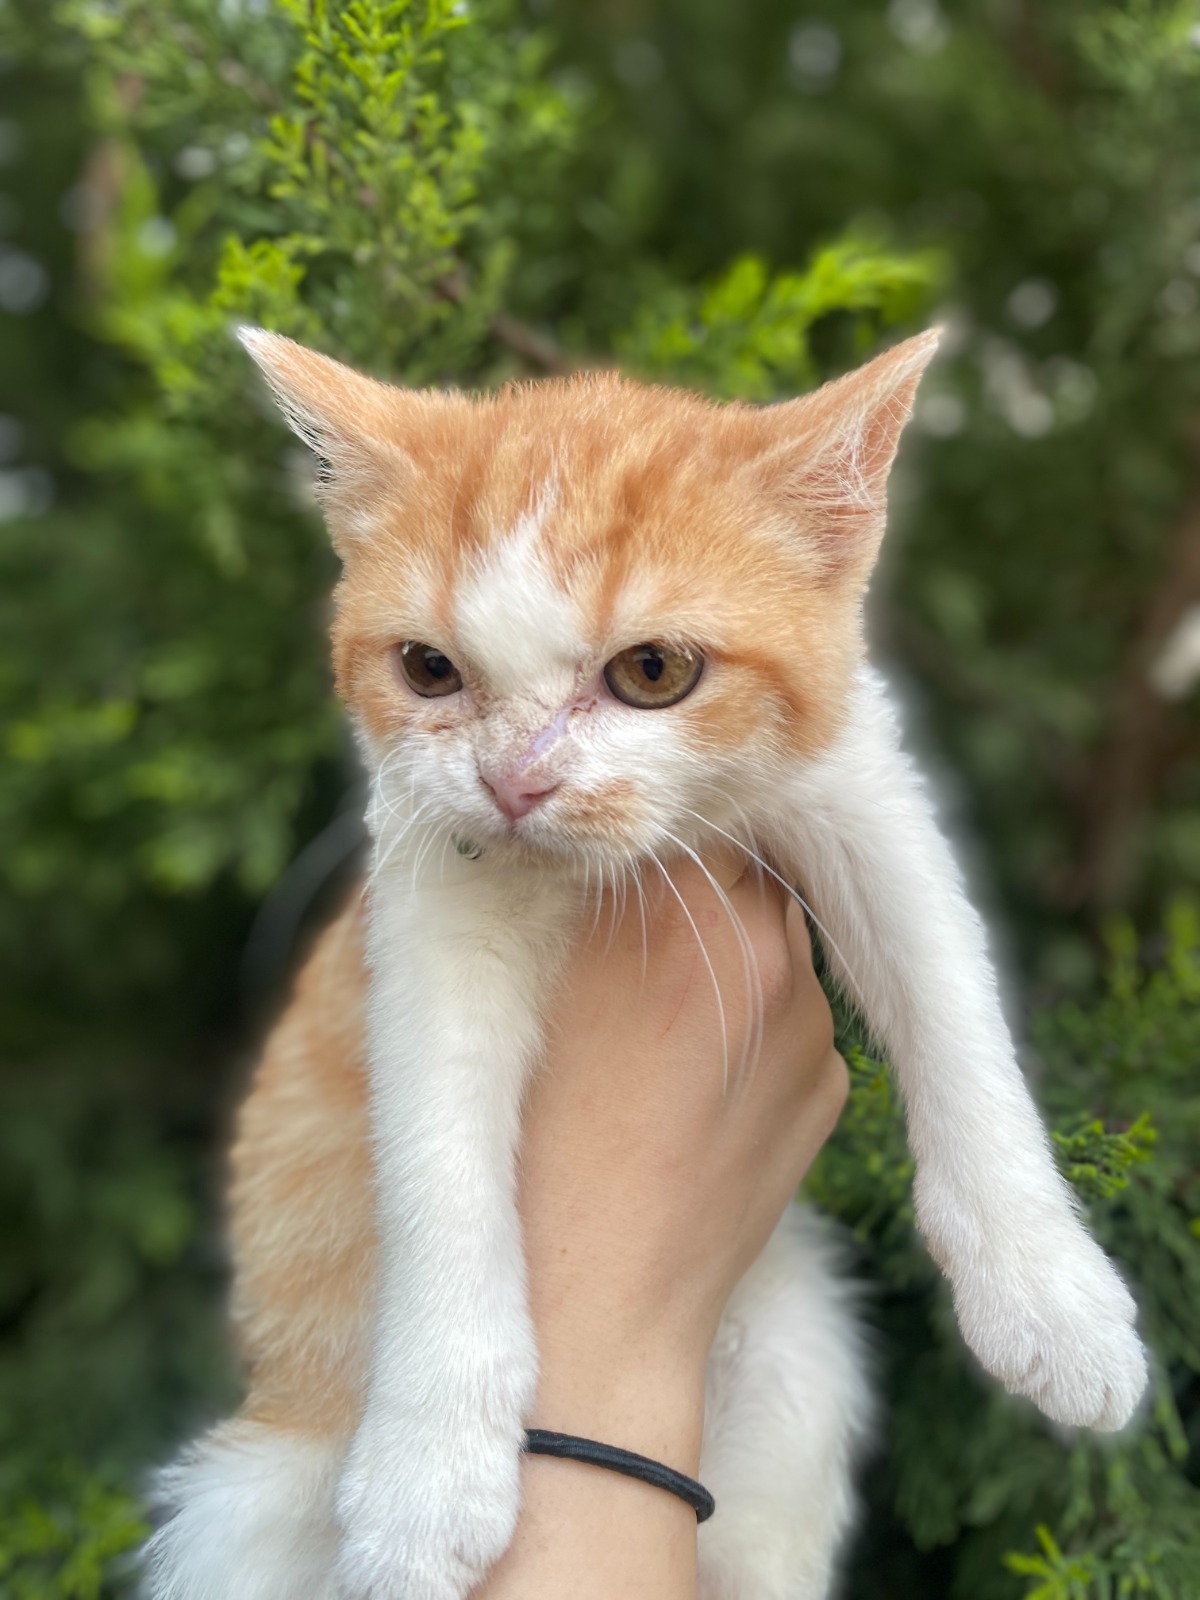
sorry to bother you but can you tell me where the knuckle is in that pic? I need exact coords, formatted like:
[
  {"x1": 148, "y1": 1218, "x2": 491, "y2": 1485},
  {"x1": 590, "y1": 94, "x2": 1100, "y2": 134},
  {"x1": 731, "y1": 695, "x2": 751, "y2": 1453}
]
[
  {"x1": 807, "y1": 1053, "x2": 850, "y2": 1147},
  {"x1": 754, "y1": 937, "x2": 796, "y2": 1013},
  {"x1": 813, "y1": 999, "x2": 838, "y2": 1063},
  {"x1": 824, "y1": 1050, "x2": 851, "y2": 1113}
]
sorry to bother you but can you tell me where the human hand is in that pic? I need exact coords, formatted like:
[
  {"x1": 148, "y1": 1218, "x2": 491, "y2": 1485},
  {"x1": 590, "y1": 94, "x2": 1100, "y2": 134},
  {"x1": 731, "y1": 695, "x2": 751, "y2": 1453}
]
[
  {"x1": 475, "y1": 854, "x2": 847, "y2": 1600},
  {"x1": 519, "y1": 849, "x2": 848, "y2": 1467}
]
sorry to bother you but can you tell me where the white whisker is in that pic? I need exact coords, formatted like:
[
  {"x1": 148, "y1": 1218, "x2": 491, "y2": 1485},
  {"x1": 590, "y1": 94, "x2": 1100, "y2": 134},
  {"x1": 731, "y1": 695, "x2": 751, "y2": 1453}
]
[
  {"x1": 370, "y1": 794, "x2": 439, "y2": 886},
  {"x1": 409, "y1": 812, "x2": 448, "y2": 892},
  {"x1": 590, "y1": 855, "x2": 607, "y2": 942},
  {"x1": 604, "y1": 861, "x2": 623, "y2": 956},
  {"x1": 658, "y1": 825, "x2": 762, "y2": 1081},
  {"x1": 436, "y1": 828, "x2": 454, "y2": 885},
  {"x1": 647, "y1": 847, "x2": 730, "y2": 1091},
  {"x1": 682, "y1": 806, "x2": 866, "y2": 1006},
  {"x1": 630, "y1": 864, "x2": 649, "y2": 984}
]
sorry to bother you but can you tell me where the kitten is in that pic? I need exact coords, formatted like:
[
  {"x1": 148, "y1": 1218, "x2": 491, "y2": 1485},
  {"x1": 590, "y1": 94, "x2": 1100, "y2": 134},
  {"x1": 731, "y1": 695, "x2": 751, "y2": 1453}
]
[{"x1": 143, "y1": 330, "x2": 1148, "y2": 1600}]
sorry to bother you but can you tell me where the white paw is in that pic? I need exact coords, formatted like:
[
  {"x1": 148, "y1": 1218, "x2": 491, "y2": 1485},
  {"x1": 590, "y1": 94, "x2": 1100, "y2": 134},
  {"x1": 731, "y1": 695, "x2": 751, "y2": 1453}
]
[
  {"x1": 951, "y1": 1224, "x2": 1148, "y2": 1431},
  {"x1": 334, "y1": 1410, "x2": 523, "y2": 1600}
]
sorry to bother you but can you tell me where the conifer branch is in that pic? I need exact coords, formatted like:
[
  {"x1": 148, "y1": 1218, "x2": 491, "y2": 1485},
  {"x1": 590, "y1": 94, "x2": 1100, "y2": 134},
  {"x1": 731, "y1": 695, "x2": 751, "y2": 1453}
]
[{"x1": 434, "y1": 272, "x2": 569, "y2": 375}]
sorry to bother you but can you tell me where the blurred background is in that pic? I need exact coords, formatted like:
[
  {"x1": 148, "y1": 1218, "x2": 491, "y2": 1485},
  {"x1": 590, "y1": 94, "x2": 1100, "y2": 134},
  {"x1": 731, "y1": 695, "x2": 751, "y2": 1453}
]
[{"x1": 1, "y1": 1, "x2": 1198, "y2": 1595}]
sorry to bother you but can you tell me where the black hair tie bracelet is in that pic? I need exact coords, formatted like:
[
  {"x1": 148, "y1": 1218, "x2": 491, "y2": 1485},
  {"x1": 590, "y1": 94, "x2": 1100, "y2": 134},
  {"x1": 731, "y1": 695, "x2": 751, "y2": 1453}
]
[{"x1": 523, "y1": 1429, "x2": 715, "y2": 1523}]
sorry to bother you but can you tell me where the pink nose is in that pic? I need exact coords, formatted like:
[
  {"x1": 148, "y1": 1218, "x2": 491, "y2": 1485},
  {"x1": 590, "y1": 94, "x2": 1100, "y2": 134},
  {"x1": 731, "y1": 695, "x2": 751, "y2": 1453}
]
[{"x1": 480, "y1": 771, "x2": 559, "y2": 822}]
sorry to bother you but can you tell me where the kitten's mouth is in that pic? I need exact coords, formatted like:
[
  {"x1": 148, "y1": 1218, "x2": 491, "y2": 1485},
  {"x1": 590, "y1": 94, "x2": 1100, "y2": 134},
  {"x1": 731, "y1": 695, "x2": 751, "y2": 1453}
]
[
  {"x1": 453, "y1": 808, "x2": 559, "y2": 861},
  {"x1": 454, "y1": 805, "x2": 639, "y2": 872},
  {"x1": 451, "y1": 773, "x2": 651, "y2": 867}
]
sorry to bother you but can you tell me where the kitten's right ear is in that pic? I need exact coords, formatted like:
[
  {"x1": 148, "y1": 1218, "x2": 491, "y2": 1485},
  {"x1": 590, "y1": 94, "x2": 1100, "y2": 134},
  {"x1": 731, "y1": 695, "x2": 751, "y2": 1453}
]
[{"x1": 238, "y1": 328, "x2": 423, "y2": 550}]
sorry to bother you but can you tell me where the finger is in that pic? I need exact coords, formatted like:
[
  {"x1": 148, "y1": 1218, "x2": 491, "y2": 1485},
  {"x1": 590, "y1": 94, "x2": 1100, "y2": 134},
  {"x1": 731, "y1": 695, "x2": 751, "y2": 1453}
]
[
  {"x1": 769, "y1": 896, "x2": 834, "y2": 1072},
  {"x1": 783, "y1": 1049, "x2": 850, "y2": 1181},
  {"x1": 645, "y1": 850, "x2": 777, "y2": 955},
  {"x1": 575, "y1": 852, "x2": 741, "y2": 972},
  {"x1": 665, "y1": 844, "x2": 752, "y2": 896},
  {"x1": 724, "y1": 855, "x2": 789, "y2": 936},
  {"x1": 782, "y1": 893, "x2": 817, "y2": 977},
  {"x1": 588, "y1": 848, "x2": 786, "y2": 974}
]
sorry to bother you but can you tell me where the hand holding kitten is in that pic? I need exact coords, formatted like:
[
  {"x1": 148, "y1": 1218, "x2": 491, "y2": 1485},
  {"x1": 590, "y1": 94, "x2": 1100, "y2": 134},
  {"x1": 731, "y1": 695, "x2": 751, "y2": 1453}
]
[
  {"x1": 481, "y1": 851, "x2": 849, "y2": 1600},
  {"x1": 523, "y1": 848, "x2": 847, "y2": 1410}
]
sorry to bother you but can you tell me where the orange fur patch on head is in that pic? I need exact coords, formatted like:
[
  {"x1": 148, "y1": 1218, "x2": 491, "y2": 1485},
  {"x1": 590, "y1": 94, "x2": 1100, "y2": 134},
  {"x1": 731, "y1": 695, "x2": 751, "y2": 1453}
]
[{"x1": 243, "y1": 327, "x2": 937, "y2": 785}]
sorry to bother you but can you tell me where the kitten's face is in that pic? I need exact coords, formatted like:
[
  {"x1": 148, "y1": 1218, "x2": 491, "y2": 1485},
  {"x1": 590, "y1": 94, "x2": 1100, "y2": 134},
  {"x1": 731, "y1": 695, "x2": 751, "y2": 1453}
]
[{"x1": 243, "y1": 332, "x2": 936, "y2": 872}]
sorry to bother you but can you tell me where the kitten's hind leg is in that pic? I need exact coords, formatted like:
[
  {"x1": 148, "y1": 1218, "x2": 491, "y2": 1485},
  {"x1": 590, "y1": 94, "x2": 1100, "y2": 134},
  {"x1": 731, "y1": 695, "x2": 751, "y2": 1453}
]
[
  {"x1": 141, "y1": 1417, "x2": 344, "y2": 1600},
  {"x1": 698, "y1": 1208, "x2": 870, "y2": 1600}
]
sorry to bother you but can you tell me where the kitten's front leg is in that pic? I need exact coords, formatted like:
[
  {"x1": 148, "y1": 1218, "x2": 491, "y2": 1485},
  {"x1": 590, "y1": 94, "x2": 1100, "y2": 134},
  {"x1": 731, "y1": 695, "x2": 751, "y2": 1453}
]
[
  {"x1": 769, "y1": 672, "x2": 1147, "y2": 1431},
  {"x1": 335, "y1": 863, "x2": 571, "y2": 1600}
]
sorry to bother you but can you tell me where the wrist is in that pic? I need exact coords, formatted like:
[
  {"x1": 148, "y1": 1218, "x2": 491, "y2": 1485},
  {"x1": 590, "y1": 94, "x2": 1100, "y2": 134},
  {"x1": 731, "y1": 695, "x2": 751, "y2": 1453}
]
[{"x1": 531, "y1": 1313, "x2": 709, "y2": 1477}]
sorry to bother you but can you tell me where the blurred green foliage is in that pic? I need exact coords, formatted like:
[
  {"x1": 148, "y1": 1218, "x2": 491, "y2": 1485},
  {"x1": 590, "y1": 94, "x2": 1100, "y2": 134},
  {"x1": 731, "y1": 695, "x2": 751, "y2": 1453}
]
[
  {"x1": 0, "y1": 0, "x2": 1196, "y2": 1595},
  {"x1": 617, "y1": 241, "x2": 947, "y2": 396}
]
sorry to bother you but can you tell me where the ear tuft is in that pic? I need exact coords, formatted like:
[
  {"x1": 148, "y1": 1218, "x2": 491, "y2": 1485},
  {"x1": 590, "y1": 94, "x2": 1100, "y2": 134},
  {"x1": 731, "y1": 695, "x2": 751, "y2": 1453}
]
[
  {"x1": 237, "y1": 328, "x2": 418, "y2": 549},
  {"x1": 235, "y1": 325, "x2": 278, "y2": 358}
]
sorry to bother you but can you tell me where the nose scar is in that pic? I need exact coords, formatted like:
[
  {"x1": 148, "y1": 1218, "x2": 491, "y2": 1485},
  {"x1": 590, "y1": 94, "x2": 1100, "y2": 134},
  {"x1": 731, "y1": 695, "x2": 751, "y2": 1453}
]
[{"x1": 516, "y1": 704, "x2": 574, "y2": 772}]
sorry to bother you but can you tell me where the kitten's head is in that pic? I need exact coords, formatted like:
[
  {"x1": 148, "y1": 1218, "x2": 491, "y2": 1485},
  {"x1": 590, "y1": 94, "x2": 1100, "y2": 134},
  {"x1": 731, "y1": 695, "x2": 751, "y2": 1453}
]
[{"x1": 242, "y1": 329, "x2": 936, "y2": 872}]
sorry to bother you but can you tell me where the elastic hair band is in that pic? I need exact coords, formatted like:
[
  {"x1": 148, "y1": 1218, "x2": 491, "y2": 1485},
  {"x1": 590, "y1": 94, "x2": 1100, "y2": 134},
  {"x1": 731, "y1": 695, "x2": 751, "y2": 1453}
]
[{"x1": 523, "y1": 1429, "x2": 715, "y2": 1523}]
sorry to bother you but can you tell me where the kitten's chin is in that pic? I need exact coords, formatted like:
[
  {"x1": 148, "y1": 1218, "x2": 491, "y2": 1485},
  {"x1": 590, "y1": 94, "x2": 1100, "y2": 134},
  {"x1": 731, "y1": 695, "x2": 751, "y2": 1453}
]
[
  {"x1": 452, "y1": 811, "x2": 647, "y2": 879},
  {"x1": 449, "y1": 789, "x2": 653, "y2": 871}
]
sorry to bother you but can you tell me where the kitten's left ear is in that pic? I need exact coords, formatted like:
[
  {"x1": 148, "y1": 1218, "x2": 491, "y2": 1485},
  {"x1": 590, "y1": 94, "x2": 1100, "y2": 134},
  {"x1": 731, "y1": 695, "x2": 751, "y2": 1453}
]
[
  {"x1": 238, "y1": 328, "x2": 432, "y2": 552},
  {"x1": 749, "y1": 329, "x2": 941, "y2": 587}
]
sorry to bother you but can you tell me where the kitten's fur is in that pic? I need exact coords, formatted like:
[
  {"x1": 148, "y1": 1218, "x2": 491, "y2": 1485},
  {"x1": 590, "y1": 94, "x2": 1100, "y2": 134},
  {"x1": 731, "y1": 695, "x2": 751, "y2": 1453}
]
[{"x1": 144, "y1": 332, "x2": 1147, "y2": 1600}]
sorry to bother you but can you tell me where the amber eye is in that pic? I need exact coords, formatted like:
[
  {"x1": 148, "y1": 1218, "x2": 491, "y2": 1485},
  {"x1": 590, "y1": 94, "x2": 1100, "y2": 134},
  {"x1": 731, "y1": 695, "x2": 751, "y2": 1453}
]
[
  {"x1": 603, "y1": 642, "x2": 703, "y2": 709},
  {"x1": 397, "y1": 640, "x2": 463, "y2": 698}
]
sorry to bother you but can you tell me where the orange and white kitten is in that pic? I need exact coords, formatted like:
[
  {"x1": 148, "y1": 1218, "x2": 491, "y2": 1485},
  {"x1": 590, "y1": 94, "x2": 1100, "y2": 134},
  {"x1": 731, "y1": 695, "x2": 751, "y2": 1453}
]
[{"x1": 144, "y1": 331, "x2": 1147, "y2": 1600}]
